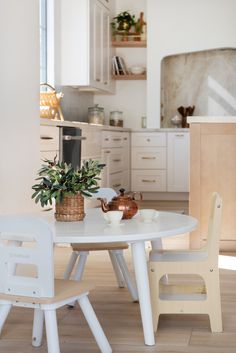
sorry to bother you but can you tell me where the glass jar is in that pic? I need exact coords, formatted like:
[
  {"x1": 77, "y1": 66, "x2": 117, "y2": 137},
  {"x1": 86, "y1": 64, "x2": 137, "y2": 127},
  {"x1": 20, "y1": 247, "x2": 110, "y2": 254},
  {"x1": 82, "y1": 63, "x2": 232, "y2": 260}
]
[
  {"x1": 109, "y1": 110, "x2": 123, "y2": 127},
  {"x1": 88, "y1": 104, "x2": 104, "y2": 125}
]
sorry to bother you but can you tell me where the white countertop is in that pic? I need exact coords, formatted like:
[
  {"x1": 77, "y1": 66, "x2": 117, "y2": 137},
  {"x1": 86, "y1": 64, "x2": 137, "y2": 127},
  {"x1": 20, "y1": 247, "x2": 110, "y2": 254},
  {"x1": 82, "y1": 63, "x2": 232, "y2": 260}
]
[
  {"x1": 188, "y1": 116, "x2": 236, "y2": 124},
  {"x1": 40, "y1": 118, "x2": 131, "y2": 132},
  {"x1": 132, "y1": 128, "x2": 189, "y2": 132},
  {"x1": 40, "y1": 118, "x2": 189, "y2": 132}
]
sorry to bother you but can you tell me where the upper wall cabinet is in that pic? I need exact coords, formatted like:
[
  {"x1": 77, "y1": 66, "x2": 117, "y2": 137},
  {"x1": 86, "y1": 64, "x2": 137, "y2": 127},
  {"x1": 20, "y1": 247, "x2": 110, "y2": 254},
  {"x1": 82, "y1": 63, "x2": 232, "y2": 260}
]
[{"x1": 59, "y1": 0, "x2": 114, "y2": 93}]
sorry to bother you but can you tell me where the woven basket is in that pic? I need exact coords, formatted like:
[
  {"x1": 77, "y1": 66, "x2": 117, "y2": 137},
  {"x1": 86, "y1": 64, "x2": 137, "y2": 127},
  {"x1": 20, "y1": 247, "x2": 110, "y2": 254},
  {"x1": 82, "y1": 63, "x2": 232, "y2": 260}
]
[
  {"x1": 40, "y1": 83, "x2": 64, "y2": 121},
  {"x1": 55, "y1": 194, "x2": 85, "y2": 222}
]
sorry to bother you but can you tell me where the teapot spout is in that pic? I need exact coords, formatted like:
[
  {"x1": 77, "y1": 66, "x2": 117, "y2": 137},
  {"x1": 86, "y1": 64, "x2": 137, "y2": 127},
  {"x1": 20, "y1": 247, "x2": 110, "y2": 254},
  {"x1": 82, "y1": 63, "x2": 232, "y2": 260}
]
[{"x1": 97, "y1": 198, "x2": 110, "y2": 213}]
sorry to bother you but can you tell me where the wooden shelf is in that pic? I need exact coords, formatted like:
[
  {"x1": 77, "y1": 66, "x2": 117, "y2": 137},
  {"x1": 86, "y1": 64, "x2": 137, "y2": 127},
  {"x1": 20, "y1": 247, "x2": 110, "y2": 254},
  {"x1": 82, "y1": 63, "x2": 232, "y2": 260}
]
[
  {"x1": 112, "y1": 40, "x2": 146, "y2": 48},
  {"x1": 112, "y1": 73, "x2": 146, "y2": 80}
]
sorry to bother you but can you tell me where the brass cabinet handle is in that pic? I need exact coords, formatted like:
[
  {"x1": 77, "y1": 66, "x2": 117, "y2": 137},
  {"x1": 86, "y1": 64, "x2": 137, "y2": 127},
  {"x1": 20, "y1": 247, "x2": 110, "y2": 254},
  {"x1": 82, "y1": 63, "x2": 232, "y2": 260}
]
[
  {"x1": 113, "y1": 159, "x2": 121, "y2": 162},
  {"x1": 142, "y1": 157, "x2": 156, "y2": 160},
  {"x1": 104, "y1": 138, "x2": 109, "y2": 141},
  {"x1": 112, "y1": 183, "x2": 121, "y2": 188},
  {"x1": 96, "y1": 78, "x2": 101, "y2": 82},
  {"x1": 124, "y1": 137, "x2": 128, "y2": 141},
  {"x1": 40, "y1": 136, "x2": 53, "y2": 140},
  {"x1": 104, "y1": 150, "x2": 111, "y2": 154},
  {"x1": 142, "y1": 179, "x2": 156, "y2": 183},
  {"x1": 113, "y1": 138, "x2": 122, "y2": 141}
]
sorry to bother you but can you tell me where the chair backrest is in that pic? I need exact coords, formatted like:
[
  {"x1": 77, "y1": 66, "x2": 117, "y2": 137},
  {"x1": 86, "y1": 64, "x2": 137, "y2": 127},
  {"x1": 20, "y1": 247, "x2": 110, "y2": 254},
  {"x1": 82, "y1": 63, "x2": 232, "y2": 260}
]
[
  {"x1": 92, "y1": 188, "x2": 117, "y2": 202},
  {"x1": 0, "y1": 216, "x2": 54, "y2": 298},
  {"x1": 206, "y1": 192, "x2": 223, "y2": 264}
]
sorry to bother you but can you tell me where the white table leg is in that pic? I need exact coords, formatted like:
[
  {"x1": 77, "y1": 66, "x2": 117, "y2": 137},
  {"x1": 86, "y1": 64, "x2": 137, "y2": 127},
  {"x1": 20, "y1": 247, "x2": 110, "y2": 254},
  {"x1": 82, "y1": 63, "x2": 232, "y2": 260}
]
[{"x1": 131, "y1": 241, "x2": 155, "y2": 346}]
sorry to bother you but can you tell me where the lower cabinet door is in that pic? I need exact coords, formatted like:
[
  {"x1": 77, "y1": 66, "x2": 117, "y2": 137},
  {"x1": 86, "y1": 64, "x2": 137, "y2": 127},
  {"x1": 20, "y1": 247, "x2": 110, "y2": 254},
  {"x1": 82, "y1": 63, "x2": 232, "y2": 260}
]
[
  {"x1": 131, "y1": 170, "x2": 166, "y2": 192},
  {"x1": 40, "y1": 150, "x2": 59, "y2": 162},
  {"x1": 109, "y1": 172, "x2": 123, "y2": 193}
]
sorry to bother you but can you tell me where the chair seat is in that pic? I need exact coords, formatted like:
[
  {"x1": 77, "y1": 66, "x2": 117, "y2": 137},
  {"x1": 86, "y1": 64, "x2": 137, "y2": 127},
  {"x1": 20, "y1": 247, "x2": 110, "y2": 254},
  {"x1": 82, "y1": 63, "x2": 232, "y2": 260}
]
[
  {"x1": 72, "y1": 242, "x2": 129, "y2": 251},
  {"x1": 149, "y1": 249, "x2": 208, "y2": 262},
  {"x1": 0, "y1": 279, "x2": 92, "y2": 305}
]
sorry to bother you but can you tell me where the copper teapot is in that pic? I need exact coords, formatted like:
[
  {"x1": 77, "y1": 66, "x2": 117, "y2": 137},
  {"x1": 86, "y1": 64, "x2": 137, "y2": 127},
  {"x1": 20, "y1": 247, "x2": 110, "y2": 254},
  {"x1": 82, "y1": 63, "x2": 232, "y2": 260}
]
[{"x1": 98, "y1": 188, "x2": 142, "y2": 219}]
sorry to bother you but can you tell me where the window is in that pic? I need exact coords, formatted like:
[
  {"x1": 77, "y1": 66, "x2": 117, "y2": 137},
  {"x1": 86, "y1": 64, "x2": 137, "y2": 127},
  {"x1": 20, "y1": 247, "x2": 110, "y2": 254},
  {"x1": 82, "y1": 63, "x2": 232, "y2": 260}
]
[{"x1": 40, "y1": 0, "x2": 47, "y2": 83}]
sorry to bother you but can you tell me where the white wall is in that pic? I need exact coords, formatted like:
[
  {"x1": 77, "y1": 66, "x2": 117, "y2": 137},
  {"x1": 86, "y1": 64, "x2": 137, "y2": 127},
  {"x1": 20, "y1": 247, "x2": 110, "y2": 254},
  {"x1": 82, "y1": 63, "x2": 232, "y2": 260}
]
[
  {"x1": 147, "y1": 0, "x2": 236, "y2": 128},
  {"x1": 95, "y1": 0, "x2": 147, "y2": 129},
  {"x1": 0, "y1": 0, "x2": 40, "y2": 213}
]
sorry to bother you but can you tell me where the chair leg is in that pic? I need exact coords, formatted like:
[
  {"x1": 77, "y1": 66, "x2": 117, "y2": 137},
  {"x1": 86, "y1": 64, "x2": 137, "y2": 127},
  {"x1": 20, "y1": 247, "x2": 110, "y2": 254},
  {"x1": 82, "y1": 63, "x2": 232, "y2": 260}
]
[
  {"x1": 78, "y1": 295, "x2": 112, "y2": 353},
  {"x1": 73, "y1": 251, "x2": 89, "y2": 281},
  {"x1": 32, "y1": 308, "x2": 44, "y2": 347},
  {"x1": 63, "y1": 251, "x2": 79, "y2": 279},
  {"x1": 109, "y1": 250, "x2": 125, "y2": 288},
  {"x1": 68, "y1": 251, "x2": 89, "y2": 308},
  {"x1": 205, "y1": 273, "x2": 223, "y2": 332},
  {"x1": 0, "y1": 304, "x2": 12, "y2": 335},
  {"x1": 44, "y1": 309, "x2": 60, "y2": 353},
  {"x1": 114, "y1": 250, "x2": 139, "y2": 302}
]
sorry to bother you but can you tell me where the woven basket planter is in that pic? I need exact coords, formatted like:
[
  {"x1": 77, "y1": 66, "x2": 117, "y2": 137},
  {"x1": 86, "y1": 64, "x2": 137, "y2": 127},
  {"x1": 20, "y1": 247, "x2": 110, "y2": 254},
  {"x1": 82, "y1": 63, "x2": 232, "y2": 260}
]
[{"x1": 55, "y1": 194, "x2": 85, "y2": 222}]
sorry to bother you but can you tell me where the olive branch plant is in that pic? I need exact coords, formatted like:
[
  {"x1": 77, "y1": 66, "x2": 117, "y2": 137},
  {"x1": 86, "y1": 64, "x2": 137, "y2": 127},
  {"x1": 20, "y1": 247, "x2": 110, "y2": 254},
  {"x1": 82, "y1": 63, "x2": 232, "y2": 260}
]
[{"x1": 32, "y1": 157, "x2": 104, "y2": 207}]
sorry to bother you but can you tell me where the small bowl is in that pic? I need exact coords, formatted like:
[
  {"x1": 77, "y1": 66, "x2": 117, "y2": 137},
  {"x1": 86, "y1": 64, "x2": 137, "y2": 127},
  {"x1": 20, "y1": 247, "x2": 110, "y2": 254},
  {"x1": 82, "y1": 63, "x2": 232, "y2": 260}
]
[
  {"x1": 130, "y1": 66, "x2": 145, "y2": 75},
  {"x1": 171, "y1": 115, "x2": 182, "y2": 126}
]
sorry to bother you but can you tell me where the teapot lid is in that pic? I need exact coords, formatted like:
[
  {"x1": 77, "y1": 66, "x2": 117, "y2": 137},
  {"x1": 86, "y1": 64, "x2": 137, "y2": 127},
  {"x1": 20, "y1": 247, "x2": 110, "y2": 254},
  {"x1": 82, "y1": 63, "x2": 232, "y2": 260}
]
[{"x1": 112, "y1": 188, "x2": 132, "y2": 200}]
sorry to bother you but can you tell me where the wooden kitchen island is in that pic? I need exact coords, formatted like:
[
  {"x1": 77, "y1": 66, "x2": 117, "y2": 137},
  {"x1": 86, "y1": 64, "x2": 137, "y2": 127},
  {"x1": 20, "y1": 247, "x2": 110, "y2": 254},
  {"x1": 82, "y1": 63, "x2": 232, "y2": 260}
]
[{"x1": 188, "y1": 116, "x2": 236, "y2": 251}]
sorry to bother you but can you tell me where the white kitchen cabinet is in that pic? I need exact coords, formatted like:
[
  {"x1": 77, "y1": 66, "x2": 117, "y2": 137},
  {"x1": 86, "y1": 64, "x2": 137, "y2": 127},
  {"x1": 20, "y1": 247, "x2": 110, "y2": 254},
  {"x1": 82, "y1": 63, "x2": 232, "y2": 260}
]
[
  {"x1": 167, "y1": 132, "x2": 189, "y2": 192},
  {"x1": 132, "y1": 169, "x2": 166, "y2": 192},
  {"x1": 101, "y1": 130, "x2": 130, "y2": 193},
  {"x1": 59, "y1": 0, "x2": 114, "y2": 92},
  {"x1": 40, "y1": 125, "x2": 59, "y2": 162},
  {"x1": 131, "y1": 132, "x2": 167, "y2": 192}
]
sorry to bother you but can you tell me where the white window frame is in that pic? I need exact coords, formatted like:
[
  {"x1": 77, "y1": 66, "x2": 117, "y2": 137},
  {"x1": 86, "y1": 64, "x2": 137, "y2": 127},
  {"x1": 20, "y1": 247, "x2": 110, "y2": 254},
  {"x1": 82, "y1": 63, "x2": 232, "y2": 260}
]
[{"x1": 40, "y1": 0, "x2": 55, "y2": 85}]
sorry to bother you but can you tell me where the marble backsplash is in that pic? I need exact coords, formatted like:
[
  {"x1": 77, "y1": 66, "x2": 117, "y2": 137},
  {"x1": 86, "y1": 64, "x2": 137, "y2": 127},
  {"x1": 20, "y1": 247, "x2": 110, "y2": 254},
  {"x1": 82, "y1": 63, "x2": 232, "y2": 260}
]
[
  {"x1": 161, "y1": 48, "x2": 236, "y2": 128},
  {"x1": 56, "y1": 86, "x2": 93, "y2": 122}
]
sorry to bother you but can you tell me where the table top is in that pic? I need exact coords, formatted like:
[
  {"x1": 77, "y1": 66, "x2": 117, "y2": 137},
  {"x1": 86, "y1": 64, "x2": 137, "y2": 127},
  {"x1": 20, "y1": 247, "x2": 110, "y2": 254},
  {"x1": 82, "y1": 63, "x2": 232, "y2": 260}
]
[{"x1": 42, "y1": 208, "x2": 198, "y2": 244}]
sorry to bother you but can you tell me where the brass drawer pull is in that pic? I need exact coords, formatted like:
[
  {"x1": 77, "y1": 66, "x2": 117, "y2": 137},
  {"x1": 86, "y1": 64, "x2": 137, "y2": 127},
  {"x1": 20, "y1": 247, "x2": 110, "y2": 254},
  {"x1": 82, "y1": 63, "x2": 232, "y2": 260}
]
[
  {"x1": 113, "y1": 138, "x2": 122, "y2": 141},
  {"x1": 40, "y1": 136, "x2": 54, "y2": 140},
  {"x1": 113, "y1": 159, "x2": 121, "y2": 162},
  {"x1": 104, "y1": 150, "x2": 111, "y2": 154},
  {"x1": 142, "y1": 157, "x2": 156, "y2": 160},
  {"x1": 104, "y1": 138, "x2": 109, "y2": 141},
  {"x1": 142, "y1": 179, "x2": 156, "y2": 183},
  {"x1": 112, "y1": 183, "x2": 121, "y2": 188}
]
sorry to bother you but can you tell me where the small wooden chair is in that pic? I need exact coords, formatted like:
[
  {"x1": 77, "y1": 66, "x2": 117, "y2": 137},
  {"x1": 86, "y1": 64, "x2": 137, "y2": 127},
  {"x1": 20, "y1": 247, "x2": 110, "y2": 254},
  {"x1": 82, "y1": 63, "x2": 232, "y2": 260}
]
[
  {"x1": 63, "y1": 188, "x2": 138, "y2": 302},
  {"x1": 0, "y1": 215, "x2": 112, "y2": 353},
  {"x1": 148, "y1": 192, "x2": 223, "y2": 333}
]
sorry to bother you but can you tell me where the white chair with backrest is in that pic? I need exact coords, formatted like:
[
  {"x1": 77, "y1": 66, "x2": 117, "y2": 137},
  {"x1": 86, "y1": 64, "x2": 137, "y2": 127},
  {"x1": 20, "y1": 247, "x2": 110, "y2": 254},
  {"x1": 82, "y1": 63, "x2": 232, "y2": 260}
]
[
  {"x1": 148, "y1": 192, "x2": 223, "y2": 333},
  {"x1": 63, "y1": 188, "x2": 138, "y2": 302},
  {"x1": 0, "y1": 215, "x2": 112, "y2": 353}
]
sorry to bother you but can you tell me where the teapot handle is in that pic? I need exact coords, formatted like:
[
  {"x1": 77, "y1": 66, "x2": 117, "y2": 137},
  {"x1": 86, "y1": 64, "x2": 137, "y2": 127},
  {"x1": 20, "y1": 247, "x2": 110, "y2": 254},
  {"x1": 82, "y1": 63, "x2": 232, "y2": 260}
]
[{"x1": 131, "y1": 191, "x2": 143, "y2": 201}]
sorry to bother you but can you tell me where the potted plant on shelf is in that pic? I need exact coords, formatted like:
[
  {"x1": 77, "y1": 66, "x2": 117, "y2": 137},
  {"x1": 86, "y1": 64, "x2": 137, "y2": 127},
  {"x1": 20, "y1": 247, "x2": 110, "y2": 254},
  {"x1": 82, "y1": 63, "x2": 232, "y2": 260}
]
[
  {"x1": 111, "y1": 10, "x2": 136, "y2": 37},
  {"x1": 32, "y1": 158, "x2": 104, "y2": 221}
]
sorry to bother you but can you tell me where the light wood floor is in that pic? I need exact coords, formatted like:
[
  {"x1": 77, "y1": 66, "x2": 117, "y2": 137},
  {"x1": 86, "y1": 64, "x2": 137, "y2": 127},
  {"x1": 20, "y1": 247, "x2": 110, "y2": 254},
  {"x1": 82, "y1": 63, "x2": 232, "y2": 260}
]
[{"x1": 1, "y1": 244, "x2": 236, "y2": 353}]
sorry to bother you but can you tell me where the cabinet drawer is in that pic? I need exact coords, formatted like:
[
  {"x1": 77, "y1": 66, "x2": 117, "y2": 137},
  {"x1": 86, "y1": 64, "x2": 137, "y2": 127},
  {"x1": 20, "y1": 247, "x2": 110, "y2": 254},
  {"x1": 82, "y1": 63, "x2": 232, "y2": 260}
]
[
  {"x1": 109, "y1": 148, "x2": 124, "y2": 173},
  {"x1": 102, "y1": 131, "x2": 123, "y2": 148},
  {"x1": 131, "y1": 170, "x2": 166, "y2": 192},
  {"x1": 109, "y1": 172, "x2": 123, "y2": 193},
  {"x1": 40, "y1": 151, "x2": 59, "y2": 162},
  {"x1": 132, "y1": 147, "x2": 166, "y2": 169},
  {"x1": 132, "y1": 132, "x2": 166, "y2": 147},
  {"x1": 40, "y1": 126, "x2": 59, "y2": 151}
]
